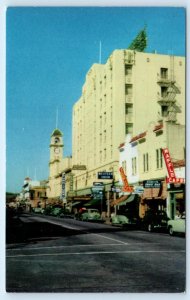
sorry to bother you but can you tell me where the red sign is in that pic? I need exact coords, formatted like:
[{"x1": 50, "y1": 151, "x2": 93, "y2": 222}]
[
  {"x1": 162, "y1": 148, "x2": 176, "y2": 179},
  {"x1": 119, "y1": 167, "x2": 134, "y2": 192},
  {"x1": 166, "y1": 177, "x2": 185, "y2": 184},
  {"x1": 162, "y1": 148, "x2": 185, "y2": 184}
]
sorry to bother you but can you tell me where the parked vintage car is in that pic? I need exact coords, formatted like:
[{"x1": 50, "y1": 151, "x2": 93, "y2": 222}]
[
  {"x1": 50, "y1": 207, "x2": 63, "y2": 217},
  {"x1": 141, "y1": 210, "x2": 169, "y2": 232},
  {"x1": 77, "y1": 208, "x2": 101, "y2": 222},
  {"x1": 111, "y1": 214, "x2": 139, "y2": 228},
  {"x1": 32, "y1": 207, "x2": 44, "y2": 214},
  {"x1": 167, "y1": 215, "x2": 185, "y2": 236}
]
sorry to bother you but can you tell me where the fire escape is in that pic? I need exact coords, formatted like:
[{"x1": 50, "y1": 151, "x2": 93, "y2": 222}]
[{"x1": 157, "y1": 56, "x2": 181, "y2": 123}]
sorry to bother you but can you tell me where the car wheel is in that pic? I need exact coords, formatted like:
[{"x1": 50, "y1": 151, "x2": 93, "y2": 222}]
[
  {"x1": 169, "y1": 226, "x2": 174, "y2": 236},
  {"x1": 148, "y1": 224, "x2": 153, "y2": 232}
]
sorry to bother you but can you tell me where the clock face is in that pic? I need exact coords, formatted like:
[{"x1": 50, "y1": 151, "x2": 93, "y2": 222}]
[
  {"x1": 54, "y1": 147, "x2": 60, "y2": 154},
  {"x1": 55, "y1": 137, "x2": 60, "y2": 144}
]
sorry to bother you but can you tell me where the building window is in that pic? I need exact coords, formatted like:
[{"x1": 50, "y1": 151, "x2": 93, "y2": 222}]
[
  {"x1": 100, "y1": 133, "x2": 102, "y2": 145},
  {"x1": 126, "y1": 123, "x2": 133, "y2": 134},
  {"x1": 160, "y1": 68, "x2": 168, "y2": 79},
  {"x1": 104, "y1": 148, "x2": 106, "y2": 161},
  {"x1": 104, "y1": 130, "x2": 106, "y2": 143},
  {"x1": 156, "y1": 148, "x2": 163, "y2": 169},
  {"x1": 104, "y1": 112, "x2": 107, "y2": 125},
  {"x1": 125, "y1": 103, "x2": 133, "y2": 114},
  {"x1": 143, "y1": 153, "x2": 149, "y2": 172},
  {"x1": 125, "y1": 84, "x2": 133, "y2": 95},
  {"x1": 125, "y1": 65, "x2": 132, "y2": 76},
  {"x1": 161, "y1": 106, "x2": 168, "y2": 117},
  {"x1": 132, "y1": 157, "x2": 137, "y2": 175},
  {"x1": 161, "y1": 86, "x2": 168, "y2": 98},
  {"x1": 104, "y1": 75, "x2": 106, "y2": 89}
]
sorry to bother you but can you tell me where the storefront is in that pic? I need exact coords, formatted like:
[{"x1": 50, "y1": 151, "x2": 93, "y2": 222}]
[
  {"x1": 167, "y1": 183, "x2": 185, "y2": 219},
  {"x1": 140, "y1": 180, "x2": 167, "y2": 218}
]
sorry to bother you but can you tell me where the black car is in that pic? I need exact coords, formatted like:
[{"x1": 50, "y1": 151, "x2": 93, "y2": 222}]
[{"x1": 141, "y1": 210, "x2": 170, "y2": 232}]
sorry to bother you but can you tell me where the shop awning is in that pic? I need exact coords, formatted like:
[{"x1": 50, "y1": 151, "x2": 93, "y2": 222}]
[
  {"x1": 117, "y1": 194, "x2": 136, "y2": 206},
  {"x1": 84, "y1": 199, "x2": 101, "y2": 207},
  {"x1": 72, "y1": 201, "x2": 81, "y2": 207},
  {"x1": 111, "y1": 194, "x2": 137, "y2": 206}
]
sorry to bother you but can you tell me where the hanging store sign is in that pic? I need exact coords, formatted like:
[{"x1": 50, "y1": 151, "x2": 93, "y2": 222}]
[
  {"x1": 111, "y1": 186, "x2": 121, "y2": 193},
  {"x1": 162, "y1": 148, "x2": 185, "y2": 184},
  {"x1": 93, "y1": 182, "x2": 104, "y2": 186},
  {"x1": 61, "y1": 173, "x2": 66, "y2": 200},
  {"x1": 98, "y1": 172, "x2": 113, "y2": 179},
  {"x1": 162, "y1": 148, "x2": 176, "y2": 180},
  {"x1": 143, "y1": 180, "x2": 161, "y2": 189},
  {"x1": 119, "y1": 167, "x2": 134, "y2": 193},
  {"x1": 134, "y1": 185, "x2": 144, "y2": 193},
  {"x1": 166, "y1": 177, "x2": 185, "y2": 184},
  {"x1": 72, "y1": 165, "x2": 86, "y2": 170}
]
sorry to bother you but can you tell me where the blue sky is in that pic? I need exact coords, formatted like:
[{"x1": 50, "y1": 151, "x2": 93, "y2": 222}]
[{"x1": 6, "y1": 7, "x2": 186, "y2": 193}]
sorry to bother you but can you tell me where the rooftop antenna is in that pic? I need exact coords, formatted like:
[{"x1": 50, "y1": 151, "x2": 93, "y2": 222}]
[
  {"x1": 56, "y1": 107, "x2": 58, "y2": 128},
  {"x1": 99, "y1": 40, "x2": 102, "y2": 64}
]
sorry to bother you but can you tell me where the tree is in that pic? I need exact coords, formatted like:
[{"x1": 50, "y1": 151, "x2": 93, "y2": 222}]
[{"x1": 128, "y1": 28, "x2": 147, "y2": 52}]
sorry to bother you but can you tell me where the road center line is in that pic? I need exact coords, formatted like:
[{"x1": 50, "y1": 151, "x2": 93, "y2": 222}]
[
  {"x1": 90, "y1": 232, "x2": 128, "y2": 245},
  {"x1": 7, "y1": 249, "x2": 185, "y2": 258}
]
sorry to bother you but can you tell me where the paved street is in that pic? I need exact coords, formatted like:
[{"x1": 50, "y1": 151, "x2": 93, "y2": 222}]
[{"x1": 6, "y1": 213, "x2": 185, "y2": 293}]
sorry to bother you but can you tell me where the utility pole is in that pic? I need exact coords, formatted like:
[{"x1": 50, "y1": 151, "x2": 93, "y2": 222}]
[{"x1": 107, "y1": 191, "x2": 110, "y2": 218}]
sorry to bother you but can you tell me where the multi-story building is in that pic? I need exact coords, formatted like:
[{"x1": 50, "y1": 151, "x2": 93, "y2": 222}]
[{"x1": 72, "y1": 49, "x2": 185, "y2": 204}]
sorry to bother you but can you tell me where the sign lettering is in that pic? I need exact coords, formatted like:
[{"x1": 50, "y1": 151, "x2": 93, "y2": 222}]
[
  {"x1": 166, "y1": 177, "x2": 185, "y2": 184},
  {"x1": 162, "y1": 148, "x2": 176, "y2": 179},
  {"x1": 162, "y1": 148, "x2": 185, "y2": 184},
  {"x1": 119, "y1": 167, "x2": 133, "y2": 192},
  {"x1": 143, "y1": 180, "x2": 161, "y2": 189}
]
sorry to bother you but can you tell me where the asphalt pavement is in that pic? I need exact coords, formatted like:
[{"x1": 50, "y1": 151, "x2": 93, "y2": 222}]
[{"x1": 6, "y1": 213, "x2": 186, "y2": 293}]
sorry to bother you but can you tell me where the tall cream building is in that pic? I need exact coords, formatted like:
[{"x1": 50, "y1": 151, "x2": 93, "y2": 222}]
[{"x1": 72, "y1": 49, "x2": 185, "y2": 195}]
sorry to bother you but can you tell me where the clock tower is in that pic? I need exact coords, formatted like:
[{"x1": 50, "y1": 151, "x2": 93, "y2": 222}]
[{"x1": 49, "y1": 128, "x2": 64, "y2": 179}]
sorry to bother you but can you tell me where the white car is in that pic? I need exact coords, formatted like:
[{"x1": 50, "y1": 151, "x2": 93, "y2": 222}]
[
  {"x1": 80, "y1": 209, "x2": 101, "y2": 221},
  {"x1": 167, "y1": 215, "x2": 185, "y2": 236}
]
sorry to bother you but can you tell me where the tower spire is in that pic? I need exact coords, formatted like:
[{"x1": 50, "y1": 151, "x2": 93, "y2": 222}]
[{"x1": 56, "y1": 107, "x2": 58, "y2": 128}]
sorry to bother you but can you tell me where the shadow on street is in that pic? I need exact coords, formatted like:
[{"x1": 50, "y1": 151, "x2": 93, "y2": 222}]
[{"x1": 6, "y1": 210, "x2": 122, "y2": 244}]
